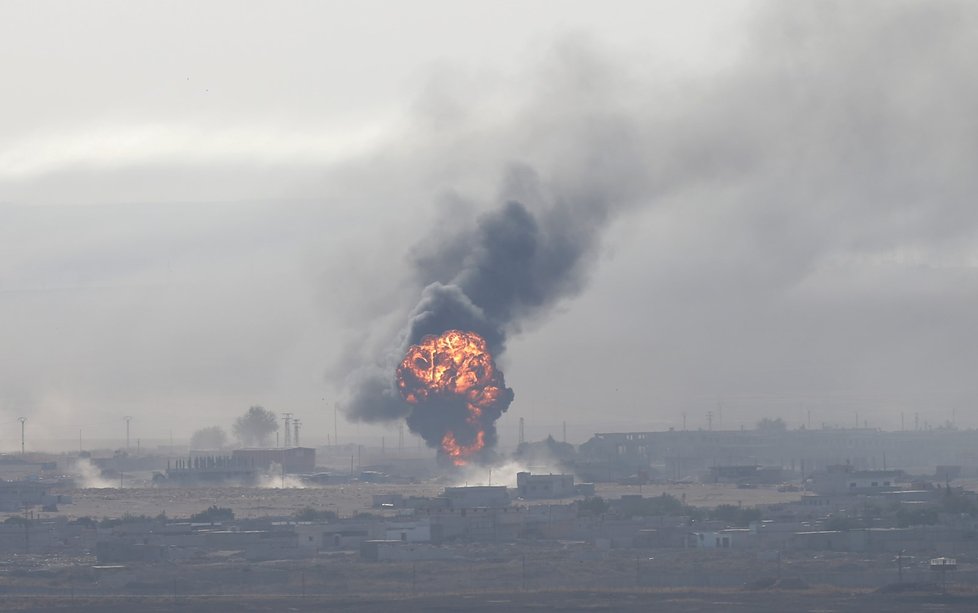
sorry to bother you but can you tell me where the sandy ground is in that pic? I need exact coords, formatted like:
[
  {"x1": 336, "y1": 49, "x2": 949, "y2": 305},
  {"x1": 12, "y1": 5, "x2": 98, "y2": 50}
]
[
  {"x1": 0, "y1": 589, "x2": 977, "y2": 612},
  {"x1": 30, "y1": 482, "x2": 804, "y2": 521}
]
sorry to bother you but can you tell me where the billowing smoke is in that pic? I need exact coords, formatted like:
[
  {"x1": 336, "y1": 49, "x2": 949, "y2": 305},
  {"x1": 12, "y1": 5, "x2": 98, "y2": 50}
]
[
  {"x1": 408, "y1": 198, "x2": 604, "y2": 352},
  {"x1": 344, "y1": 172, "x2": 618, "y2": 460},
  {"x1": 340, "y1": 1, "x2": 978, "y2": 446},
  {"x1": 397, "y1": 329, "x2": 514, "y2": 464}
]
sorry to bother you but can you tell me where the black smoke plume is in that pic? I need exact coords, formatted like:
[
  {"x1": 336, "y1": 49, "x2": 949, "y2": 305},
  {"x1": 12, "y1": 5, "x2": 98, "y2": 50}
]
[{"x1": 343, "y1": 171, "x2": 614, "y2": 457}]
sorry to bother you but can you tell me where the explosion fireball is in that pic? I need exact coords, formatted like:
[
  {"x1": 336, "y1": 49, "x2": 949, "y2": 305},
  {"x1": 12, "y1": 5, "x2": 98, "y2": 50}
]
[{"x1": 397, "y1": 329, "x2": 514, "y2": 466}]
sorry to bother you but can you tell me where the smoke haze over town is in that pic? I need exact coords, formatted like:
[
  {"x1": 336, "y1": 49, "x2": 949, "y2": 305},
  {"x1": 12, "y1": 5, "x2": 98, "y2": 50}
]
[
  {"x1": 7, "y1": 4, "x2": 978, "y2": 612},
  {"x1": 3, "y1": 0, "x2": 978, "y2": 447}
]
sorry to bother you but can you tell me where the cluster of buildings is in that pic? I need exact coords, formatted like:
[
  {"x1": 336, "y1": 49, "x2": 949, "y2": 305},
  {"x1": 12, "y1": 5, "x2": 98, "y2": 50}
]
[
  {"x1": 576, "y1": 427, "x2": 978, "y2": 482},
  {"x1": 4, "y1": 427, "x2": 978, "y2": 591},
  {"x1": 7, "y1": 462, "x2": 956, "y2": 572},
  {"x1": 154, "y1": 447, "x2": 316, "y2": 485}
]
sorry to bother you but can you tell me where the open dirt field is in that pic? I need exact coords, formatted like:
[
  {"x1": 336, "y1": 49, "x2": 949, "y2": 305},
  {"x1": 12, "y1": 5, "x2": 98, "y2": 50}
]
[
  {"x1": 32, "y1": 482, "x2": 802, "y2": 521},
  {"x1": 0, "y1": 589, "x2": 976, "y2": 613}
]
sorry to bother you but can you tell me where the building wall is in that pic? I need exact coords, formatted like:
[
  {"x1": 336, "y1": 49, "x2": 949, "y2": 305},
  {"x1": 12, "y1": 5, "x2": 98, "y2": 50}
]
[
  {"x1": 516, "y1": 472, "x2": 577, "y2": 498},
  {"x1": 231, "y1": 447, "x2": 315, "y2": 473}
]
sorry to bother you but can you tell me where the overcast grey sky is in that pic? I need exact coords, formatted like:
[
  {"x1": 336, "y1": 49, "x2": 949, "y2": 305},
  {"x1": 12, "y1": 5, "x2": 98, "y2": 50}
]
[{"x1": 2, "y1": 1, "x2": 977, "y2": 449}]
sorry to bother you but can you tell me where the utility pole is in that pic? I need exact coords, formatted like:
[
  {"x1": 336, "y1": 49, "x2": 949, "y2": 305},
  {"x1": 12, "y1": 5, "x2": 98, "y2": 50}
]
[
  {"x1": 123, "y1": 416, "x2": 132, "y2": 451},
  {"x1": 18, "y1": 417, "x2": 26, "y2": 455},
  {"x1": 521, "y1": 555, "x2": 527, "y2": 590},
  {"x1": 283, "y1": 413, "x2": 292, "y2": 448},
  {"x1": 323, "y1": 397, "x2": 329, "y2": 446}
]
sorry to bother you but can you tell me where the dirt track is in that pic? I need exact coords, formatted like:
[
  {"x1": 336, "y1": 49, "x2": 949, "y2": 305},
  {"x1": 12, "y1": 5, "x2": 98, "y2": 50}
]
[
  {"x1": 30, "y1": 481, "x2": 801, "y2": 522},
  {"x1": 0, "y1": 589, "x2": 976, "y2": 612}
]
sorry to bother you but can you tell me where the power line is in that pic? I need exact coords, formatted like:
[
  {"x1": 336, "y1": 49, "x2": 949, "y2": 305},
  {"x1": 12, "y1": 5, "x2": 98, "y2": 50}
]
[
  {"x1": 123, "y1": 416, "x2": 132, "y2": 450},
  {"x1": 18, "y1": 417, "x2": 26, "y2": 455},
  {"x1": 283, "y1": 413, "x2": 292, "y2": 448}
]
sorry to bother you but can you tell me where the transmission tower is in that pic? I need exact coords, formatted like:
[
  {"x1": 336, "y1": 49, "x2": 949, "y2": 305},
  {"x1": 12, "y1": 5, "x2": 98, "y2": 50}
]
[
  {"x1": 283, "y1": 413, "x2": 292, "y2": 447},
  {"x1": 124, "y1": 416, "x2": 132, "y2": 450},
  {"x1": 293, "y1": 418, "x2": 300, "y2": 447}
]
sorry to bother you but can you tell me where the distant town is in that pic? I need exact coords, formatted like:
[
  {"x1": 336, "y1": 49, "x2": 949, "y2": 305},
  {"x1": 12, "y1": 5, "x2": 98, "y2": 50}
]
[{"x1": 2, "y1": 420, "x2": 978, "y2": 611}]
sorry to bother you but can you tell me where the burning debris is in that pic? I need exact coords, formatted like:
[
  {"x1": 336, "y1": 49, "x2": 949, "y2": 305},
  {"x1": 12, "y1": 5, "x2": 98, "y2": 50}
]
[{"x1": 397, "y1": 330, "x2": 514, "y2": 465}]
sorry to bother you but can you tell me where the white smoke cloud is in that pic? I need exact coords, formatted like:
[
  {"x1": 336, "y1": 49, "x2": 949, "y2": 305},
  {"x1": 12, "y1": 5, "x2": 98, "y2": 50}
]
[{"x1": 72, "y1": 458, "x2": 115, "y2": 489}]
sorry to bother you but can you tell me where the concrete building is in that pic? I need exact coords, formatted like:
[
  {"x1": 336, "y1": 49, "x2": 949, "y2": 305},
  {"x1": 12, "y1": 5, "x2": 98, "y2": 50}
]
[
  {"x1": 580, "y1": 428, "x2": 978, "y2": 480},
  {"x1": 159, "y1": 455, "x2": 259, "y2": 486},
  {"x1": 516, "y1": 472, "x2": 577, "y2": 499},
  {"x1": 710, "y1": 465, "x2": 784, "y2": 484},
  {"x1": 384, "y1": 519, "x2": 431, "y2": 542},
  {"x1": 0, "y1": 481, "x2": 71, "y2": 512},
  {"x1": 808, "y1": 465, "x2": 907, "y2": 495},
  {"x1": 359, "y1": 540, "x2": 455, "y2": 562},
  {"x1": 232, "y1": 447, "x2": 315, "y2": 473},
  {"x1": 441, "y1": 485, "x2": 510, "y2": 509},
  {"x1": 689, "y1": 528, "x2": 753, "y2": 549},
  {"x1": 294, "y1": 521, "x2": 376, "y2": 550}
]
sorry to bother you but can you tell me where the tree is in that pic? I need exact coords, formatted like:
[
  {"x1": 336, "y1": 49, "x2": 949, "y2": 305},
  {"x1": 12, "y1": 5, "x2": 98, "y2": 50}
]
[
  {"x1": 190, "y1": 426, "x2": 228, "y2": 450},
  {"x1": 756, "y1": 417, "x2": 787, "y2": 432},
  {"x1": 294, "y1": 507, "x2": 338, "y2": 522},
  {"x1": 190, "y1": 505, "x2": 234, "y2": 523},
  {"x1": 577, "y1": 496, "x2": 610, "y2": 517},
  {"x1": 711, "y1": 504, "x2": 762, "y2": 526},
  {"x1": 233, "y1": 406, "x2": 278, "y2": 447}
]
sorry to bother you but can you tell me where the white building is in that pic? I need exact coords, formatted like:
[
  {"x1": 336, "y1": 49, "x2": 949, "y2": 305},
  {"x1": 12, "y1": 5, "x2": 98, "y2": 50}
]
[{"x1": 384, "y1": 519, "x2": 431, "y2": 543}]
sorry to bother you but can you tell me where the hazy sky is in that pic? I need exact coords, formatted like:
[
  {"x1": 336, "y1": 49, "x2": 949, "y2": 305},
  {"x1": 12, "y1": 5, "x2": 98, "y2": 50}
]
[{"x1": 3, "y1": 1, "x2": 977, "y2": 450}]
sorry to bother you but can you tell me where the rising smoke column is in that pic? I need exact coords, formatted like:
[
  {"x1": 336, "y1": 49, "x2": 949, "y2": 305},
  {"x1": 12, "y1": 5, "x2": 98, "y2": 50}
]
[
  {"x1": 335, "y1": 4, "x2": 978, "y2": 449},
  {"x1": 344, "y1": 181, "x2": 614, "y2": 462}
]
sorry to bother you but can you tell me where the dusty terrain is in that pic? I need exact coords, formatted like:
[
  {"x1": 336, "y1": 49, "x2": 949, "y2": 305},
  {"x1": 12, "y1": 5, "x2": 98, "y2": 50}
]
[
  {"x1": 0, "y1": 589, "x2": 976, "y2": 612},
  {"x1": 29, "y1": 482, "x2": 802, "y2": 521}
]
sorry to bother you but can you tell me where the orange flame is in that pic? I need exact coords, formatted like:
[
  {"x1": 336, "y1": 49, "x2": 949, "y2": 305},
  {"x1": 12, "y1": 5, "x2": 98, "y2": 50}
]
[
  {"x1": 441, "y1": 430, "x2": 486, "y2": 466},
  {"x1": 397, "y1": 330, "x2": 505, "y2": 465}
]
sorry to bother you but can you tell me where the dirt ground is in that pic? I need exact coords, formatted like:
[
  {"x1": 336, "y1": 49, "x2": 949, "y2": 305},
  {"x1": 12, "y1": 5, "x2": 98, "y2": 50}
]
[
  {"x1": 32, "y1": 482, "x2": 801, "y2": 521},
  {"x1": 0, "y1": 589, "x2": 976, "y2": 612}
]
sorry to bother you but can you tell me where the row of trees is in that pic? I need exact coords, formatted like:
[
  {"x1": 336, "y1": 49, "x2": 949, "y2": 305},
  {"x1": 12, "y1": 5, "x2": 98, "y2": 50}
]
[
  {"x1": 189, "y1": 405, "x2": 280, "y2": 450},
  {"x1": 578, "y1": 493, "x2": 762, "y2": 526}
]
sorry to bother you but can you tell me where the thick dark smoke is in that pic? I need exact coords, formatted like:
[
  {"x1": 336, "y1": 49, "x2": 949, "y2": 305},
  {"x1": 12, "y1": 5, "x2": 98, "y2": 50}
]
[
  {"x1": 407, "y1": 198, "x2": 603, "y2": 354},
  {"x1": 341, "y1": 1, "x2": 978, "y2": 439},
  {"x1": 345, "y1": 176, "x2": 614, "y2": 450}
]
